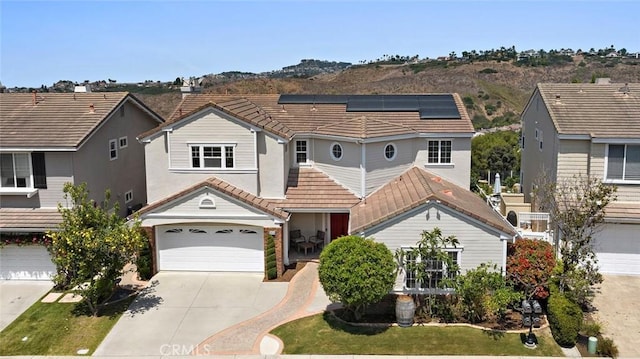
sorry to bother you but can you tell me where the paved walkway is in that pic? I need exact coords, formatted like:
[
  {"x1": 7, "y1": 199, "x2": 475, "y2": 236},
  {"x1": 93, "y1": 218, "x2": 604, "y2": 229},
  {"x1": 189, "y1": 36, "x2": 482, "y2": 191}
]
[{"x1": 195, "y1": 260, "x2": 330, "y2": 355}]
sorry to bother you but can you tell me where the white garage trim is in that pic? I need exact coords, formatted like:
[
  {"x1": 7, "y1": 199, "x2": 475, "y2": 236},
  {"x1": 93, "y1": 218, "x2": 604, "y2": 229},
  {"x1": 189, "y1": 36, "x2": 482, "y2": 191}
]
[
  {"x1": 593, "y1": 224, "x2": 640, "y2": 275},
  {"x1": 0, "y1": 245, "x2": 55, "y2": 280},
  {"x1": 156, "y1": 225, "x2": 264, "y2": 273}
]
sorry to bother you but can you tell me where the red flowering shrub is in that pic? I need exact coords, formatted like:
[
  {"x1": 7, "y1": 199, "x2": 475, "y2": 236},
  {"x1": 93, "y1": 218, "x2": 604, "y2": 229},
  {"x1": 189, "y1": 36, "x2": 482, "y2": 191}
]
[
  {"x1": 506, "y1": 239, "x2": 555, "y2": 299},
  {"x1": 0, "y1": 233, "x2": 51, "y2": 247}
]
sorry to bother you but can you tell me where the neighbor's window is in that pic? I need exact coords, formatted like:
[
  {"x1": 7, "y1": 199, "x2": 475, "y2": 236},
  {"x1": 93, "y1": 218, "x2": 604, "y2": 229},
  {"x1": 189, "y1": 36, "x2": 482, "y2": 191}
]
[
  {"x1": 119, "y1": 136, "x2": 128, "y2": 149},
  {"x1": 427, "y1": 140, "x2": 452, "y2": 164},
  {"x1": 295, "y1": 140, "x2": 308, "y2": 164},
  {"x1": 607, "y1": 144, "x2": 640, "y2": 181},
  {"x1": 190, "y1": 145, "x2": 235, "y2": 169},
  {"x1": 124, "y1": 190, "x2": 133, "y2": 203},
  {"x1": 403, "y1": 250, "x2": 459, "y2": 291},
  {"x1": 0, "y1": 152, "x2": 47, "y2": 189},
  {"x1": 109, "y1": 139, "x2": 118, "y2": 160},
  {"x1": 384, "y1": 143, "x2": 396, "y2": 161},
  {"x1": 330, "y1": 142, "x2": 343, "y2": 161}
]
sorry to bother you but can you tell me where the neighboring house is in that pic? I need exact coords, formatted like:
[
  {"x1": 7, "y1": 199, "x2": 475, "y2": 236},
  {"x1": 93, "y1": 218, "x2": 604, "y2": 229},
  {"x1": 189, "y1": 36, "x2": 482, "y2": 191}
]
[
  {"x1": 0, "y1": 92, "x2": 164, "y2": 280},
  {"x1": 520, "y1": 83, "x2": 640, "y2": 275},
  {"x1": 137, "y1": 93, "x2": 516, "y2": 288}
]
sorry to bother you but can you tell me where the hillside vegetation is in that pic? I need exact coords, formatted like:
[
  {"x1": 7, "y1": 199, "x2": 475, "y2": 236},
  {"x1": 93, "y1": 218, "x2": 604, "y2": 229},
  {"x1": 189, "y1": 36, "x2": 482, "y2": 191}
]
[{"x1": 140, "y1": 59, "x2": 639, "y2": 124}]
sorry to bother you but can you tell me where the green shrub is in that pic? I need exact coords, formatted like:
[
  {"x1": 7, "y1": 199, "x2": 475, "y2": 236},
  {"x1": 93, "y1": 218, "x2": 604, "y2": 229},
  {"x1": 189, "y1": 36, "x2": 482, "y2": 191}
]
[
  {"x1": 319, "y1": 235, "x2": 396, "y2": 320},
  {"x1": 265, "y1": 235, "x2": 277, "y2": 280},
  {"x1": 597, "y1": 337, "x2": 619, "y2": 358},
  {"x1": 547, "y1": 290, "x2": 583, "y2": 347},
  {"x1": 136, "y1": 236, "x2": 153, "y2": 280},
  {"x1": 581, "y1": 321, "x2": 601, "y2": 337},
  {"x1": 479, "y1": 68, "x2": 498, "y2": 74}
]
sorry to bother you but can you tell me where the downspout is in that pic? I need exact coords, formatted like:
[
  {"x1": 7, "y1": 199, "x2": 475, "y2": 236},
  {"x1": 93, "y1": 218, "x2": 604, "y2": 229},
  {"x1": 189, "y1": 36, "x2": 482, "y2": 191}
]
[{"x1": 360, "y1": 141, "x2": 366, "y2": 198}]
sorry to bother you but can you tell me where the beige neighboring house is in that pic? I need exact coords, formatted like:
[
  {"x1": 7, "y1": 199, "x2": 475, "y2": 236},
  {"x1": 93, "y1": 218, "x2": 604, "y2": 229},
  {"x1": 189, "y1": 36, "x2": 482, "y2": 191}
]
[
  {"x1": 137, "y1": 94, "x2": 516, "y2": 291},
  {"x1": 521, "y1": 83, "x2": 640, "y2": 275},
  {"x1": 0, "y1": 92, "x2": 164, "y2": 280}
]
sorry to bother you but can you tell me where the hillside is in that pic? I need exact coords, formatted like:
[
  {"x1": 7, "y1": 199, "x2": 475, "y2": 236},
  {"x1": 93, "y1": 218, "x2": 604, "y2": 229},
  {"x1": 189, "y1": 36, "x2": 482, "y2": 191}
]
[{"x1": 138, "y1": 58, "x2": 640, "y2": 125}]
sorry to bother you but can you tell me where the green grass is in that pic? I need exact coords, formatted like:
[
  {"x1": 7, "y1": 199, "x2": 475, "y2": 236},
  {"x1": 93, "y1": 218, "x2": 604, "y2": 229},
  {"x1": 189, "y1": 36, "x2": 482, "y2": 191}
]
[
  {"x1": 0, "y1": 296, "x2": 134, "y2": 355},
  {"x1": 271, "y1": 313, "x2": 564, "y2": 356}
]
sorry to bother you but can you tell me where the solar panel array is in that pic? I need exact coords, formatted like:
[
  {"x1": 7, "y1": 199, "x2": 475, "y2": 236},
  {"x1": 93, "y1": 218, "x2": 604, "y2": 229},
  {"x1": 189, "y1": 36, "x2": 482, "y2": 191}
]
[{"x1": 277, "y1": 94, "x2": 461, "y2": 119}]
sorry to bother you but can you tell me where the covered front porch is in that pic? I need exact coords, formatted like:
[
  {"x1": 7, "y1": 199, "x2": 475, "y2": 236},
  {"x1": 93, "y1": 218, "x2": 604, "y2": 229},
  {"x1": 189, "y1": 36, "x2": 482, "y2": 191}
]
[{"x1": 284, "y1": 211, "x2": 350, "y2": 265}]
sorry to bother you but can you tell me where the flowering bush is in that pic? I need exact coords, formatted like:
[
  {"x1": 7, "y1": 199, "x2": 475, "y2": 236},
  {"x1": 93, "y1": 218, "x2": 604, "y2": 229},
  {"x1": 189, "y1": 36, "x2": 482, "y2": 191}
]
[
  {"x1": 0, "y1": 233, "x2": 52, "y2": 247},
  {"x1": 506, "y1": 239, "x2": 555, "y2": 299}
]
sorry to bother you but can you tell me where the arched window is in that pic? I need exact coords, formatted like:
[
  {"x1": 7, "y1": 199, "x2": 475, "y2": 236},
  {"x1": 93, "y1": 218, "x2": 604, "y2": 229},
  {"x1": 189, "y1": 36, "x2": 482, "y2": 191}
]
[
  {"x1": 199, "y1": 196, "x2": 216, "y2": 209},
  {"x1": 507, "y1": 211, "x2": 518, "y2": 226},
  {"x1": 330, "y1": 142, "x2": 343, "y2": 161}
]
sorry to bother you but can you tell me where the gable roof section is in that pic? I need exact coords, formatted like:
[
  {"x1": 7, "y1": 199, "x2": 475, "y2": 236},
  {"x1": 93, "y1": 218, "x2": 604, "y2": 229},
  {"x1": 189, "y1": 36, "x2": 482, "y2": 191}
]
[
  {"x1": 0, "y1": 92, "x2": 163, "y2": 149},
  {"x1": 535, "y1": 83, "x2": 640, "y2": 138},
  {"x1": 139, "y1": 96, "x2": 294, "y2": 140},
  {"x1": 137, "y1": 176, "x2": 288, "y2": 220},
  {"x1": 271, "y1": 167, "x2": 360, "y2": 210},
  {"x1": 350, "y1": 166, "x2": 516, "y2": 235},
  {"x1": 141, "y1": 93, "x2": 473, "y2": 141}
]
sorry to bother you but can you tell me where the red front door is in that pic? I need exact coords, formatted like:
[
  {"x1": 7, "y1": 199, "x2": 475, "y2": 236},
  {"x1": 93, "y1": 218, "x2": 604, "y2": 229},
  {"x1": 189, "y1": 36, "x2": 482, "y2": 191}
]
[{"x1": 330, "y1": 213, "x2": 349, "y2": 240}]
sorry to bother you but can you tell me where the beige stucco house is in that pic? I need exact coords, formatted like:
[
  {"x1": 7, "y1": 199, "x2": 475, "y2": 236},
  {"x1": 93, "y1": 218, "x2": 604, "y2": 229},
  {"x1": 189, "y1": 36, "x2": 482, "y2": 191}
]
[
  {"x1": 137, "y1": 94, "x2": 515, "y2": 291},
  {"x1": 521, "y1": 83, "x2": 640, "y2": 275},
  {"x1": 0, "y1": 92, "x2": 164, "y2": 279}
]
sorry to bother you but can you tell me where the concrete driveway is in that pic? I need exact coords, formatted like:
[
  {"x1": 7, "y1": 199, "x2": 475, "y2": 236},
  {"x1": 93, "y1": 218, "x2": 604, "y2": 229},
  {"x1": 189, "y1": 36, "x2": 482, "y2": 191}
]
[
  {"x1": 94, "y1": 272, "x2": 288, "y2": 356},
  {"x1": 592, "y1": 275, "x2": 640, "y2": 358},
  {"x1": 0, "y1": 280, "x2": 53, "y2": 331}
]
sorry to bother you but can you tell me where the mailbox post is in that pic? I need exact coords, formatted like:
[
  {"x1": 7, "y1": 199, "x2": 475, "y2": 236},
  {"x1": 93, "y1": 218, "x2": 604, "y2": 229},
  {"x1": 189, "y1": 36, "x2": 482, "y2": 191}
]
[{"x1": 521, "y1": 299, "x2": 542, "y2": 348}]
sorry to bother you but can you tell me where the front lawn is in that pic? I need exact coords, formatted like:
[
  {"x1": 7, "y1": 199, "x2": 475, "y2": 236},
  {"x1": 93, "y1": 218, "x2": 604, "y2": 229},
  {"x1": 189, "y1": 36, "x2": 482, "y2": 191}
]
[
  {"x1": 0, "y1": 296, "x2": 133, "y2": 355},
  {"x1": 270, "y1": 312, "x2": 564, "y2": 356}
]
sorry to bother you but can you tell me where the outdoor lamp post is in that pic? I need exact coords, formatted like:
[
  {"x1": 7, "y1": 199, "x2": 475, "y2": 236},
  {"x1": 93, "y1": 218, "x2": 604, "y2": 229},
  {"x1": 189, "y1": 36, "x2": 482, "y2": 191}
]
[{"x1": 521, "y1": 299, "x2": 542, "y2": 348}]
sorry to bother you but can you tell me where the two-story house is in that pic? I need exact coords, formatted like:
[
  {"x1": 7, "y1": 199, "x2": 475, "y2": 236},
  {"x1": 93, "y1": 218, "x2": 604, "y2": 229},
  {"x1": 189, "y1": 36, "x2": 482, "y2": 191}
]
[
  {"x1": 0, "y1": 92, "x2": 164, "y2": 280},
  {"x1": 137, "y1": 94, "x2": 515, "y2": 290},
  {"x1": 521, "y1": 83, "x2": 640, "y2": 275}
]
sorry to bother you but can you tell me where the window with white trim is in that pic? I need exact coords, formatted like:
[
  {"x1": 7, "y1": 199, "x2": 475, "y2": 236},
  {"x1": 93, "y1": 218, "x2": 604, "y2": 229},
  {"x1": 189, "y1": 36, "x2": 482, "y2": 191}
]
[
  {"x1": 119, "y1": 136, "x2": 128, "y2": 149},
  {"x1": 403, "y1": 249, "x2": 459, "y2": 291},
  {"x1": 295, "y1": 140, "x2": 308, "y2": 164},
  {"x1": 190, "y1": 145, "x2": 235, "y2": 169},
  {"x1": 330, "y1": 142, "x2": 343, "y2": 161},
  {"x1": 607, "y1": 144, "x2": 640, "y2": 181},
  {"x1": 427, "y1": 140, "x2": 452, "y2": 164},
  {"x1": 124, "y1": 190, "x2": 133, "y2": 203},
  {"x1": 199, "y1": 196, "x2": 216, "y2": 208},
  {"x1": 0, "y1": 152, "x2": 47, "y2": 189},
  {"x1": 384, "y1": 143, "x2": 397, "y2": 161},
  {"x1": 109, "y1": 139, "x2": 118, "y2": 160}
]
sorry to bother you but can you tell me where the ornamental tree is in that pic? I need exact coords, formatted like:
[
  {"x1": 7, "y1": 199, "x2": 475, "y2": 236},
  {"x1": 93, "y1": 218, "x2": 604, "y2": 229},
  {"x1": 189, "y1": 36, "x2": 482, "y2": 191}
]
[
  {"x1": 318, "y1": 235, "x2": 396, "y2": 320},
  {"x1": 506, "y1": 239, "x2": 556, "y2": 300},
  {"x1": 535, "y1": 174, "x2": 617, "y2": 307},
  {"x1": 48, "y1": 183, "x2": 145, "y2": 316}
]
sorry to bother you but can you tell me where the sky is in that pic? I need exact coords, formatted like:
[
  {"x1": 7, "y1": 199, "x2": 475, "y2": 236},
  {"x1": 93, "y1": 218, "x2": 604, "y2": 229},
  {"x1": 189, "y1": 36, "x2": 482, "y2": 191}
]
[{"x1": 1, "y1": 0, "x2": 639, "y2": 88}]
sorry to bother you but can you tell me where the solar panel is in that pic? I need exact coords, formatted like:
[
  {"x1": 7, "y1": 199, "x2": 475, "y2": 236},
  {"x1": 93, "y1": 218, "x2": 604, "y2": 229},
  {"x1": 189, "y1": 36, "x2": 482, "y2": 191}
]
[{"x1": 277, "y1": 94, "x2": 461, "y2": 119}]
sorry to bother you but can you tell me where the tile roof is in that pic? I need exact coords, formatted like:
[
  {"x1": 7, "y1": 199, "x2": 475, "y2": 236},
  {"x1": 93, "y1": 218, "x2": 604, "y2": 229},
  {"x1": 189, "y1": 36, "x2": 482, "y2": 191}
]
[
  {"x1": 0, "y1": 92, "x2": 162, "y2": 148},
  {"x1": 271, "y1": 167, "x2": 360, "y2": 210},
  {"x1": 605, "y1": 201, "x2": 640, "y2": 222},
  {"x1": 137, "y1": 177, "x2": 288, "y2": 220},
  {"x1": 140, "y1": 93, "x2": 473, "y2": 141},
  {"x1": 350, "y1": 166, "x2": 516, "y2": 235},
  {"x1": 535, "y1": 83, "x2": 640, "y2": 138},
  {"x1": 0, "y1": 208, "x2": 62, "y2": 231}
]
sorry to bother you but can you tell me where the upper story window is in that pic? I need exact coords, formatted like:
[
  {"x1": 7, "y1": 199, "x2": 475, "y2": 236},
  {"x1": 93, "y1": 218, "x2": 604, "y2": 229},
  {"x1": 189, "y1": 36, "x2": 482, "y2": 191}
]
[
  {"x1": 607, "y1": 144, "x2": 640, "y2": 181},
  {"x1": 330, "y1": 142, "x2": 343, "y2": 161},
  {"x1": 427, "y1": 140, "x2": 452, "y2": 164},
  {"x1": 295, "y1": 140, "x2": 308, "y2": 164},
  {"x1": 109, "y1": 139, "x2": 118, "y2": 160},
  {"x1": 124, "y1": 190, "x2": 133, "y2": 203},
  {"x1": 0, "y1": 152, "x2": 47, "y2": 189},
  {"x1": 384, "y1": 143, "x2": 397, "y2": 161},
  {"x1": 119, "y1": 136, "x2": 128, "y2": 149},
  {"x1": 190, "y1": 145, "x2": 235, "y2": 169}
]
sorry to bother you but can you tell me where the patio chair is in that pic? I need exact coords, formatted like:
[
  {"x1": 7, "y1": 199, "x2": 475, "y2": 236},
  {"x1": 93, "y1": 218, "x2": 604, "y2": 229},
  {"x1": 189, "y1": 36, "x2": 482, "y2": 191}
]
[
  {"x1": 308, "y1": 230, "x2": 326, "y2": 250},
  {"x1": 289, "y1": 229, "x2": 306, "y2": 252}
]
